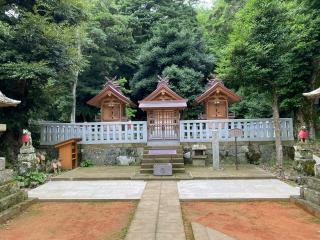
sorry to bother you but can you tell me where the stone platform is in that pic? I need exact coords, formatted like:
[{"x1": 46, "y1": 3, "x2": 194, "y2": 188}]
[{"x1": 51, "y1": 165, "x2": 275, "y2": 181}]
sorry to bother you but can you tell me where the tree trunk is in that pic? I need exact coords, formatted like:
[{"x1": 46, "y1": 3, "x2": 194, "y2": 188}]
[
  {"x1": 272, "y1": 91, "x2": 284, "y2": 178},
  {"x1": 70, "y1": 29, "x2": 81, "y2": 123}
]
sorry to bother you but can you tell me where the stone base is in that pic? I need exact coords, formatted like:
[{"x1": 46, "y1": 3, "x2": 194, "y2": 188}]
[
  {"x1": 192, "y1": 159, "x2": 206, "y2": 167},
  {"x1": 17, "y1": 152, "x2": 37, "y2": 175},
  {"x1": 19, "y1": 146, "x2": 35, "y2": 154}
]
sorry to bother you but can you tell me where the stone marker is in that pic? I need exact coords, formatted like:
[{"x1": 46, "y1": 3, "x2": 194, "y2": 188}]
[
  {"x1": 0, "y1": 124, "x2": 6, "y2": 132},
  {"x1": 212, "y1": 130, "x2": 220, "y2": 170},
  {"x1": 0, "y1": 157, "x2": 5, "y2": 171}
]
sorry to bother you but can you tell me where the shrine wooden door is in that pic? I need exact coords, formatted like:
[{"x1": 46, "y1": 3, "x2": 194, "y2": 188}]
[
  {"x1": 147, "y1": 110, "x2": 180, "y2": 140},
  {"x1": 208, "y1": 100, "x2": 227, "y2": 118}
]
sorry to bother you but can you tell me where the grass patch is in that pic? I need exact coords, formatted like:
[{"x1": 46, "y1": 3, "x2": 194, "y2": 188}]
[
  {"x1": 118, "y1": 201, "x2": 138, "y2": 240},
  {"x1": 181, "y1": 204, "x2": 195, "y2": 240}
]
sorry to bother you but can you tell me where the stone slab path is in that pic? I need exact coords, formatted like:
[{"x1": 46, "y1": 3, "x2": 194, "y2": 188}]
[
  {"x1": 125, "y1": 181, "x2": 186, "y2": 240},
  {"x1": 192, "y1": 222, "x2": 236, "y2": 240},
  {"x1": 178, "y1": 179, "x2": 300, "y2": 200},
  {"x1": 28, "y1": 180, "x2": 146, "y2": 200}
]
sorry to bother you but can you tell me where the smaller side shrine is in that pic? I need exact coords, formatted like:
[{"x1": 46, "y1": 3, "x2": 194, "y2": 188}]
[
  {"x1": 87, "y1": 77, "x2": 136, "y2": 122},
  {"x1": 194, "y1": 76, "x2": 241, "y2": 119}
]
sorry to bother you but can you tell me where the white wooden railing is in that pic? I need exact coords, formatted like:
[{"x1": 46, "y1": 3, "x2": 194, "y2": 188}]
[
  {"x1": 38, "y1": 118, "x2": 294, "y2": 145},
  {"x1": 179, "y1": 118, "x2": 294, "y2": 142},
  {"x1": 39, "y1": 121, "x2": 147, "y2": 145}
]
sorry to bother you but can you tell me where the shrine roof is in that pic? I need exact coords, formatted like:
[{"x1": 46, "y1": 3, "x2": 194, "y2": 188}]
[
  {"x1": 138, "y1": 76, "x2": 188, "y2": 110},
  {"x1": 0, "y1": 91, "x2": 21, "y2": 107},
  {"x1": 87, "y1": 80, "x2": 136, "y2": 108},
  {"x1": 139, "y1": 100, "x2": 187, "y2": 109},
  {"x1": 303, "y1": 87, "x2": 320, "y2": 98},
  {"x1": 194, "y1": 79, "x2": 241, "y2": 105}
]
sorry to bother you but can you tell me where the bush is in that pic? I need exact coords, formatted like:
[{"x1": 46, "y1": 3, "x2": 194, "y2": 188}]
[
  {"x1": 80, "y1": 160, "x2": 94, "y2": 167},
  {"x1": 14, "y1": 171, "x2": 47, "y2": 188}
]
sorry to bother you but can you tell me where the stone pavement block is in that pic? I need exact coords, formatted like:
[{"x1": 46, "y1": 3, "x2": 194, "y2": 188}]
[
  {"x1": 156, "y1": 232, "x2": 186, "y2": 240},
  {"x1": 178, "y1": 179, "x2": 300, "y2": 200},
  {"x1": 126, "y1": 181, "x2": 186, "y2": 240},
  {"x1": 28, "y1": 180, "x2": 146, "y2": 200}
]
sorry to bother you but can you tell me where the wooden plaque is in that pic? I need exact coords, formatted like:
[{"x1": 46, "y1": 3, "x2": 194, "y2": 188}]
[{"x1": 229, "y1": 128, "x2": 243, "y2": 138}]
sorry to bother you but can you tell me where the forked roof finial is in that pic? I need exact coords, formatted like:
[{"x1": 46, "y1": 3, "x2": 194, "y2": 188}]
[
  {"x1": 103, "y1": 76, "x2": 122, "y2": 93},
  {"x1": 157, "y1": 75, "x2": 170, "y2": 88}
]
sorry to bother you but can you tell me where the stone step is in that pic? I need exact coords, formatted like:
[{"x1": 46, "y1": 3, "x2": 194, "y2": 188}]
[
  {"x1": 305, "y1": 177, "x2": 320, "y2": 192},
  {"x1": 0, "y1": 198, "x2": 36, "y2": 224},
  {"x1": 303, "y1": 188, "x2": 320, "y2": 205},
  {"x1": 0, "y1": 181, "x2": 20, "y2": 199},
  {"x1": 0, "y1": 191, "x2": 27, "y2": 212},
  {"x1": 140, "y1": 168, "x2": 185, "y2": 174},
  {"x1": 141, "y1": 158, "x2": 184, "y2": 164},
  {"x1": 143, "y1": 149, "x2": 183, "y2": 154},
  {"x1": 143, "y1": 154, "x2": 184, "y2": 159},
  {"x1": 141, "y1": 163, "x2": 185, "y2": 169},
  {"x1": 192, "y1": 221, "x2": 236, "y2": 240}
]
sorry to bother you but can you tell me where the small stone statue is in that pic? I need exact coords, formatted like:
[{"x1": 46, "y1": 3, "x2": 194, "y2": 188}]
[
  {"x1": 52, "y1": 158, "x2": 62, "y2": 174},
  {"x1": 298, "y1": 126, "x2": 309, "y2": 143},
  {"x1": 22, "y1": 129, "x2": 32, "y2": 147}
]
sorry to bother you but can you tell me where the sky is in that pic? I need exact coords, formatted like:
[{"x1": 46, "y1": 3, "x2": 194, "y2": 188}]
[{"x1": 197, "y1": 0, "x2": 215, "y2": 9}]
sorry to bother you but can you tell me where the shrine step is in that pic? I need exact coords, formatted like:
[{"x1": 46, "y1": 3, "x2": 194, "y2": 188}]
[
  {"x1": 0, "y1": 191, "x2": 27, "y2": 212},
  {"x1": 141, "y1": 158, "x2": 184, "y2": 164},
  {"x1": 147, "y1": 141, "x2": 180, "y2": 147},
  {"x1": 140, "y1": 168, "x2": 185, "y2": 174},
  {"x1": 0, "y1": 181, "x2": 20, "y2": 199},
  {"x1": 141, "y1": 163, "x2": 185, "y2": 169},
  {"x1": 143, "y1": 154, "x2": 184, "y2": 159},
  {"x1": 143, "y1": 149, "x2": 183, "y2": 154}
]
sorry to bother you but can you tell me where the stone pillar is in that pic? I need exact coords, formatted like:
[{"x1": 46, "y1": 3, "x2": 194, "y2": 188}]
[{"x1": 212, "y1": 130, "x2": 220, "y2": 170}]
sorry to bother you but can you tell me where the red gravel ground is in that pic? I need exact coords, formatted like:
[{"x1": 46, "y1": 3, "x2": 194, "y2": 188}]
[
  {"x1": 0, "y1": 202, "x2": 136, "y2": 240},
  {"x1": 182, "y1": 201, "x2": 320, "y2": 240}
]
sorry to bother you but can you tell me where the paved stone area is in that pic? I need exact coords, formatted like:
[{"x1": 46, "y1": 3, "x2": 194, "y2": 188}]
[
  {"x1": 28, "y1": 180, "x2": 146, "y2": 200},
  {"x1": 178, "y1": 179, "x2": 300, "y2": 200},
  {"x1": 52, "y1": 166, "x2": 140, "y2": 180},
  {"x1": 125, "y1": 181, "x2": 186, "y2": 240},
  {"x1": 186, "y1": 165, "x2": 275, "y2": 179},
  {"x1": 52, "y1": 165, "x2": 274, "y2": 180}
]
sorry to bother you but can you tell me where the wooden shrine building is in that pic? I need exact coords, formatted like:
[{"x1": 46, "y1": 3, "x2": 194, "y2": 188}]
[
  {"x1": 194, "y1": 77, "x2": 241, "y2": 119},
  {"x1": 87, "y1": 77, "x2": 136, "y2": 122},
  {"x1": 139, "y1": 76, "x2": 187, "y2": 140}
]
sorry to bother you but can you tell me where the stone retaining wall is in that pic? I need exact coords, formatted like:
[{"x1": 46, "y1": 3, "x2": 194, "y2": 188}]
[
  {"x1": 182, "y1": 141, "x2": 294, "y2": 165},
  {"x1": 41, "y1": 141, "x2": 294, "y2": 166},
  {"x1": 80, "y1": 144, "x2": 145, "y2": 166}
]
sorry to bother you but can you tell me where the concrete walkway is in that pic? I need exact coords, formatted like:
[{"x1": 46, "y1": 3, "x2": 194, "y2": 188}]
[
  {"x1": 178, "y1": 179, "x2": 300, "y2": 200},
  {"x1": 125, "y1": 181, "x2": 186, "y2": 240},
  {"x1": 28, "y1": 181, "x2": 146, "y2": 200}
]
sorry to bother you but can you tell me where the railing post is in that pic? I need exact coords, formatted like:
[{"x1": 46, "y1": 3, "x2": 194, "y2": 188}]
[{"x1": 212, "y1": 130, "x2": 220, "y2": 170}]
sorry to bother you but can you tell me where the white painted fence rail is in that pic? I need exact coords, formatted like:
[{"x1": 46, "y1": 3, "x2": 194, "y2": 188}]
[
  {"x1": 39, "y1": 121, "x2": 147, "y2": 145},
  {"x1": 179, "y1": 118, "x2": 294, "y2": 142},
  {"x1": 39, "y1": 118, "x2": 294, "y2": 145}
]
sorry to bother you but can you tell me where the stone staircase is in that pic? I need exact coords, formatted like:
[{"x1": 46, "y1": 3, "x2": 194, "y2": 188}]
[
  {"x1": 140, "y1": 145, "x2": 185, "y2": 174},
  {"x1": 0, "y1": 180, "x2": 35, "y2": 223},
  {"x1": 291, "y1": 176, "x2": 320, "y2": 217}
]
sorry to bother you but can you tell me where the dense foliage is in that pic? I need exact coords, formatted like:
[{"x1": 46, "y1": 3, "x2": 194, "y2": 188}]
[{"x1": 0, "y1": 0, "x2": 320, "y2": 169}]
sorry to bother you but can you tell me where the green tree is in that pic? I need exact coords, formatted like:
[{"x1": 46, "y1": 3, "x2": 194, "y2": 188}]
[
  {"x1": 77, "y1": 0, "x2": 136, "y2": 121},
  {"x1": 218, "y1": 0, "x2": 295, "y2": 177},
  {"x1": 131, "y1": 20, "x2": 214, "y2": 118}
]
